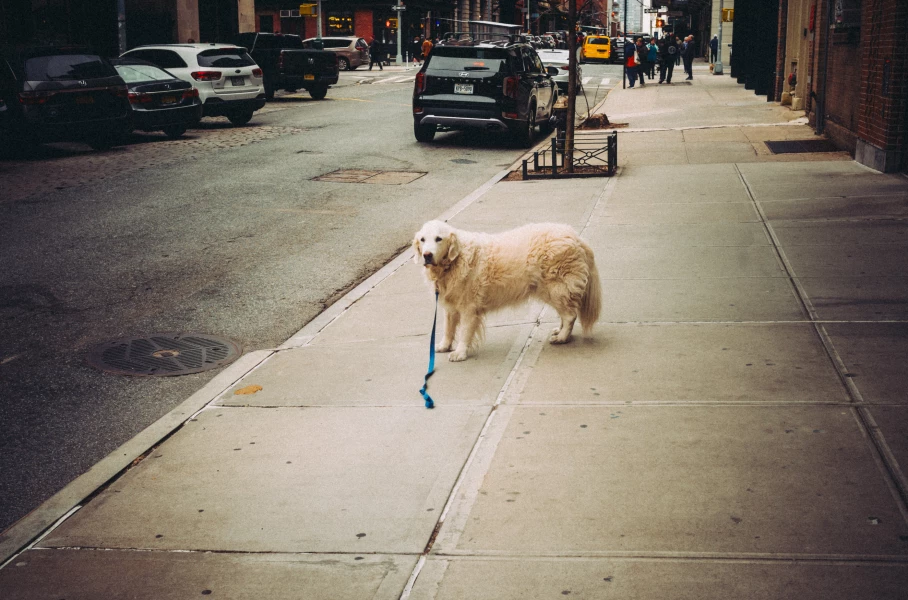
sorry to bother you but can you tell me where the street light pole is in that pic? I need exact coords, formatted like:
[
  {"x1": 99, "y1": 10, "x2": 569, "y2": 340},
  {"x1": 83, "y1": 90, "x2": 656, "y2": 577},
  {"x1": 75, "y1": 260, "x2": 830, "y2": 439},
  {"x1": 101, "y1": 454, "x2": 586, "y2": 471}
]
[
  {"x1": 317, "y1": 0, "x2": 323, "y2": 39},
  {"x1": 713, "y1": 0, "x2": 724, "y2": 74},
  {"x1": 394, "y1": 0, "x2": 404, "y2": 65}
]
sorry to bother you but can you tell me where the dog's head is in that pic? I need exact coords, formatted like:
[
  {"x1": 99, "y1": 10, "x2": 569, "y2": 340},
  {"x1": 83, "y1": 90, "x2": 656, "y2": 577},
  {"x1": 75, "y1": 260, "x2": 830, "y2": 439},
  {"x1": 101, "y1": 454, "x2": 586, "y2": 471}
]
[{"x1": 413, "y1": 220, "x2": 460, "y2": 268}]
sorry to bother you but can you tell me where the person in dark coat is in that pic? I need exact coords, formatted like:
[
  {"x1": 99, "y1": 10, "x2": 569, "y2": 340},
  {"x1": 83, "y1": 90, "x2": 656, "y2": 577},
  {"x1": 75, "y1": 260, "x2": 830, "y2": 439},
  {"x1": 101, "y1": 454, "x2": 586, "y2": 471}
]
[
  {"x1": 368, "y1": 38, "x2": 383, "y2": 70},
  {"x1": 659, "y1": 33, "x2": 677, "y2": 84},
  {"x1": 682, "y1": 35, "x2": 695, "y2": 80},
  {"x1": 710, "y1": 35, "x2": 719, "y2": 63}
]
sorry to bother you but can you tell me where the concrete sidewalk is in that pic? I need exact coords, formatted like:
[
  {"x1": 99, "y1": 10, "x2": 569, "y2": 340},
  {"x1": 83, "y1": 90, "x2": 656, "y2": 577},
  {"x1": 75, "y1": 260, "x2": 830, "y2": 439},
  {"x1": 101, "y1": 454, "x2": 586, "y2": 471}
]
[{"x1": 2, "y1": 66, "x2": 908, "y2": 599}]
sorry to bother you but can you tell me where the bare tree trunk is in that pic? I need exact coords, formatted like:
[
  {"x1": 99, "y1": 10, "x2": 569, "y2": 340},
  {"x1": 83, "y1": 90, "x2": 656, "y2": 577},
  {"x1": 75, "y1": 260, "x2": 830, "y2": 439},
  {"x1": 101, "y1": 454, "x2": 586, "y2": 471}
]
[{"x1": 565, "y1": 0, "x2": 577, "y2": 173}]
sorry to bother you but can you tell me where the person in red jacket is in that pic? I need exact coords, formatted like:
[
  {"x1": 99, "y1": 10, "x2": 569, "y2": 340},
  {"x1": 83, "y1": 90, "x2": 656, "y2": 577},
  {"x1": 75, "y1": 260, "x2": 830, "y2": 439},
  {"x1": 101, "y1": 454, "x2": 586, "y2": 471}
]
[{"x1": 624, "y1": 38, "x2": 638, "y2": 88}]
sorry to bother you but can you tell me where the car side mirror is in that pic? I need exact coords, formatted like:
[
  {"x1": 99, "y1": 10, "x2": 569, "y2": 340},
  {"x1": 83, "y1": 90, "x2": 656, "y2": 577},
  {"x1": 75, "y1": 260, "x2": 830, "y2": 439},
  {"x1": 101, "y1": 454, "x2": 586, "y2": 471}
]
[{"x1": 546, "y1": 66, "x2": 559, "y2": 77}]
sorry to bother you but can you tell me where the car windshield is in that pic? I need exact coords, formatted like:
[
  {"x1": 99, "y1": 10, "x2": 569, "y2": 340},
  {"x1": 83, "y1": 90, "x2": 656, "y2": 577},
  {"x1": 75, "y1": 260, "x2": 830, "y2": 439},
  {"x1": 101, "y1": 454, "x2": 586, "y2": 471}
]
[
  {"x1": 114, "y1": 64, "x2": 174, "y2": 83},
  {"x1": 24, "y1": 54, "x2": 114, "y2": 81},
  {"x1": 197, "y1": 49, "x2": 256, "y2": 68},
  {"x1": 428, "y1": 48, "x2": 510, "y2": 72}
]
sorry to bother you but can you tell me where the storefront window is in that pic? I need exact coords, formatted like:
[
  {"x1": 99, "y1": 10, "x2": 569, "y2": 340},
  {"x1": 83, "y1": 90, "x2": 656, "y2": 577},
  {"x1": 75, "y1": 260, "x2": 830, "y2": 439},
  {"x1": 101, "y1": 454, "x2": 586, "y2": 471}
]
[{"x1": 327, "y1": 11, "x2": 353, "y2": 35}]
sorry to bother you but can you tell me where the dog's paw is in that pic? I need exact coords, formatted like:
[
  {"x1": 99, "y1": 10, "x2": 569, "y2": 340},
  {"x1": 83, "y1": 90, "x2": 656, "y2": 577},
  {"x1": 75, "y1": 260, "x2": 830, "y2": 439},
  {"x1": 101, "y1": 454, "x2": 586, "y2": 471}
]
[
  {"x1": 436, "y1": 343, "x2": 453, "y2": 353},
  {"x1": 448, "y1": 350, "x2": 468, "y2": 362},
  {"x1": 549, "y1": 328, "x2": 571, "y2": 344}
]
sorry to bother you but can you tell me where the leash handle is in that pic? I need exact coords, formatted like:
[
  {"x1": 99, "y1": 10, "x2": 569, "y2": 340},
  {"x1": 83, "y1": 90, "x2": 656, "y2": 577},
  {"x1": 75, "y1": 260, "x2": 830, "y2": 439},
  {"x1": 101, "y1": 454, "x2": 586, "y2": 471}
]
[{"x1": 419, "y1": 290, "x2": 438, "y2": 409}]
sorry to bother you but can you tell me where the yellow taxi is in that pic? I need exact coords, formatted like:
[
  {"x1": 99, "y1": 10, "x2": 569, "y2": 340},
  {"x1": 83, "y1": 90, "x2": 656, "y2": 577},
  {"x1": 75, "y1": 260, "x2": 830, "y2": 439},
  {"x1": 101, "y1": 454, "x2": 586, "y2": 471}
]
[{"x1": 581, "y1": 35, "x2": 611, "y2": 63}]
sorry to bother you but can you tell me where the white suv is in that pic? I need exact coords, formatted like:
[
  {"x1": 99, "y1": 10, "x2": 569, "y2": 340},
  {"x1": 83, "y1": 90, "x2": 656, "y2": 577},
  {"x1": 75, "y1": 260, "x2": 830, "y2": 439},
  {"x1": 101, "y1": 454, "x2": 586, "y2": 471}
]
[{"x1": 120, "y1": 43, "x2": 265, "y2": 125}]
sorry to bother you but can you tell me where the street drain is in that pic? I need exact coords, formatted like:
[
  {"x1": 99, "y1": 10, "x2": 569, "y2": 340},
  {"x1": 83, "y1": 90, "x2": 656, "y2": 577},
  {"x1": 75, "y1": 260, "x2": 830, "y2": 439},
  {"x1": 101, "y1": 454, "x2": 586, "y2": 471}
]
[
  {"x1": 312, "y1": 169, "x2": 427, "y2": 185},
  {"x1": 87, "y1": 333, "x2": 241, "y2": 376},
  {"x1": 764, "y1": 139, "x2": 841, "y2": 154}
]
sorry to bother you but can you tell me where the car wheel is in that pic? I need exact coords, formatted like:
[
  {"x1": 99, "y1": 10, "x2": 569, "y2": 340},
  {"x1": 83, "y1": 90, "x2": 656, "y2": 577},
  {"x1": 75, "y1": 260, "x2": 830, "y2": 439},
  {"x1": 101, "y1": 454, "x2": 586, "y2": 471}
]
[
  {"x1": 162, "y1": 124, "x2": 188, "y2": 139},
  {"x1": 337, "y1": 57, "x2": 350, "y2": 71},
  {"x1": 516, "y1": 104, "x2": 537, "y2": 147},
  {"x1": 227, "y1": 110, "x2": 254, "y2": 126},
  {"x1": 308, "y1": 85, "x2": 328, "y2": 100},
  {"x1": 414, "y1": 121, "x2": 436, "y2": 143}
]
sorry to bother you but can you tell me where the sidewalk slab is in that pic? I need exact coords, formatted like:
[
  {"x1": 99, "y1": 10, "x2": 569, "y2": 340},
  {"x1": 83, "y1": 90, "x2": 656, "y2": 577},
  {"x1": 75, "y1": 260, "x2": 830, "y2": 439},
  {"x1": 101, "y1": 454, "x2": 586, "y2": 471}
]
[
  {"x1": 0, "y1": 550, "x2": 413, "y2": 600},
  {"x1": 584, "y1": 222, "x2": 771, "y2": 248},
  {"x1": 218, "y1": 324, "x2": 532, "y2": 407},
  {"x1": 823, "y1": 323, "x2": 908, "y2": 404},
  {"x1": 592, "y1": 202, "x2": 760, "y2": 225},
  {"x1": 410, "y1": 557, "x2": 908, "y2": 600},
  {"x1": 40, "y1": 406, "x2": 489, "y2": 554},
  {"x1": 516, "y1": 324, "x2": 848, "y2": 404},
  {"x1": 598, "y1": 245, "x2": 785, "y2": 279},
  {"x1": 600, "y1": 277, "x2": 806, "y2": 322},
  {"x1": 738, "y1": 161, "x2": 908, "y2": 202},
  {"x1": 794, "y1": 277, "x2": 908, "y2": 321},
  {"x1": 437, "y1": 405, "x2": 908, "y2": 557}
]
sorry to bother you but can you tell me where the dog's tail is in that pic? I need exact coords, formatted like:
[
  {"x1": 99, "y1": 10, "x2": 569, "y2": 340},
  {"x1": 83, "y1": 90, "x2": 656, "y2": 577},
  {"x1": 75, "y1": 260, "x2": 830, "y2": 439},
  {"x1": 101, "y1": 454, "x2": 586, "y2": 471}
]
[{"x1": 579, "y1": 241, "x2": 602, "y2": 335}]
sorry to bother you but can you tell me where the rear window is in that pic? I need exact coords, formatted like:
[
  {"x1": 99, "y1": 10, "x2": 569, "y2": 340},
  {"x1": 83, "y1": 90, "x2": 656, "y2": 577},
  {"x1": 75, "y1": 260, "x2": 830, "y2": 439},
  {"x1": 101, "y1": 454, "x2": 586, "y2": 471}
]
[
  {"x1": 321, "y1": 39, "x2": 351, "y2": 49},
  {"x1": 24, "y1": 54, "x2": 115, "y2": 81},
  {"x1": 589, "y1": 38, "x2": 610, "y2": 45},
  {"x1": 427, "y1": 48, "x2": 511, "y2": 72},
  {"x1": 114, "y1": 64, "x2": 174, "y2": 83},
  {"x1": 197, "y1": 49, "x2": 256, "y2": 68}
]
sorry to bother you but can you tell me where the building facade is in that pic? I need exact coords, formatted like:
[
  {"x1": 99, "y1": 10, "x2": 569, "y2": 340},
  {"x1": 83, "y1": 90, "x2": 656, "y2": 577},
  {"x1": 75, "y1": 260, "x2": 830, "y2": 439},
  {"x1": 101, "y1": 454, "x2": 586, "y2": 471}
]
[{"x1": 731, "y1": 0, "x2": 906, "y2": 173}]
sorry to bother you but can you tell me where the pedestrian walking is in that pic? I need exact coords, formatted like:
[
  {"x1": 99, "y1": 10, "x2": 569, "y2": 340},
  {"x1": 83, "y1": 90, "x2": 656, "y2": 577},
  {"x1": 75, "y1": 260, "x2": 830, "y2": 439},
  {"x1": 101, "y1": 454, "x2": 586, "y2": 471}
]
[
  {"x1": 646, "y1": 38, "x2": 658, "y2": 79},
  {"x1": 368, "y1": 37, "x2": 383, "y2": 70},
  {"x1": 635, "y1": 37, "x2": 647, "y2": 86},
  {"x1": 624, "y1": 38, "x2": 638, "y2": 88},
  {"x1": 411, "y1": 37, "x2": 422, "y2": 65},
  {"x1": 682, "y1": 35, "x2": 695, "y2": 80},
  {"x1": 659, "y1": 33, "x2": 677, "y2": 84},
  {"x1": 675, "y1": 39, "x2": 682, "y2": 65},
  {"x1": 421, "y1": 36, "x2": 433, "y2": 61},
  {"x1": 710, "y1": 35, "x2": 719, "y2": 63}
]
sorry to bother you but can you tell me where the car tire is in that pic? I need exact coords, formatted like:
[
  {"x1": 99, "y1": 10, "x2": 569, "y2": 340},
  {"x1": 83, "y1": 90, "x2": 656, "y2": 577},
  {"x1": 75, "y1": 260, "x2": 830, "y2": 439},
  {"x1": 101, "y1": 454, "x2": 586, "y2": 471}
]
[
  {"x1": 309, "y1": 85, "x2": 328, "y2": 100},
  {"x1": 227, "y1": 110, "x2": 254, "y2": 126},
  {"x1": 414, "y1": 121, "x2": 436, "y2": 143},
  {"x1": 337, "y1": 57, "x2": 350, "y2": 71},
  {"x1": 516, "y1": 104, "x2": 537, "y2": 147},
  {"x1": 162, "y1": 125, "x2": 188, "y2": 139}
]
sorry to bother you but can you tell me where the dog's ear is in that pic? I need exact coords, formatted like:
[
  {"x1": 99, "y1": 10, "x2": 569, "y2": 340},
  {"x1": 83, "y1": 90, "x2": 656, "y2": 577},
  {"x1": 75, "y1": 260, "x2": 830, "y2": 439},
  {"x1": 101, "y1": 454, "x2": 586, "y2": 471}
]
[
  {"x1": 412, "y1": 235, "x2": 422, "y2": 265},
  {"x1": 445, "y1": 232, "x2": 460, "y2": 262}
]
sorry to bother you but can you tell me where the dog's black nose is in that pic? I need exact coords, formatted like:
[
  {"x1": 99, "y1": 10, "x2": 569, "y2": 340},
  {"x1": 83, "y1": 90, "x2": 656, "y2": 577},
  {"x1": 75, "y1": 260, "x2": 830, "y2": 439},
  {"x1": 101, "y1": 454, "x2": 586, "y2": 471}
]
[{"x1": 423, "y1": 252, "x2": 434, "y2": 265}]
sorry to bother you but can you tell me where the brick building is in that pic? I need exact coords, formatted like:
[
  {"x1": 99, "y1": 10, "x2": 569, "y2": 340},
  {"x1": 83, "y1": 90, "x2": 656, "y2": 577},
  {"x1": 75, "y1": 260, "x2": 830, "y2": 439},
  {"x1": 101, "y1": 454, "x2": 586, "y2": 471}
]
[{"x1": 731, "y1": 0, "x2": 906, "y2": 173}]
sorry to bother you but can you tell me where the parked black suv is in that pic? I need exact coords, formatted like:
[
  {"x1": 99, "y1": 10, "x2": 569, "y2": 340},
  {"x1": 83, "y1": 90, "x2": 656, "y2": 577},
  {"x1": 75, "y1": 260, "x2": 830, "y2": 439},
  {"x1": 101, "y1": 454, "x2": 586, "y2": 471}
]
[
  {"x1": 0, "y1": 46, "x2": 131, "y2": 151},
  {"x1": 412, "y1": 37, "x2": 557, "y2": 146}
]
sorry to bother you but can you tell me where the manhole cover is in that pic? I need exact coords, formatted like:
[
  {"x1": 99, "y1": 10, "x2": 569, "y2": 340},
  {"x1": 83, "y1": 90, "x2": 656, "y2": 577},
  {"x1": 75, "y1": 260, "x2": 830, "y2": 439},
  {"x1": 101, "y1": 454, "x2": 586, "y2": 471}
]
[
  {"x1": 764, "y1": 139, "x2": 840, "y2": 154},
  {"x1": 87, "y1": 333, "x2": 241, "y2": 376},
  {"x1": 312, "y1": 169, "x2": 427, "y2": 185}
]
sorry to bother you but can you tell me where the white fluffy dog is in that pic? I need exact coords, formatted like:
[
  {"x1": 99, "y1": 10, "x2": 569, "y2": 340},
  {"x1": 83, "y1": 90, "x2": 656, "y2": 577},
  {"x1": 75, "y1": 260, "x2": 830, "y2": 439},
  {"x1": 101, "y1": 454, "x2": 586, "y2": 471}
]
[{"x1": 414, "y1": 220, "x2": 601, "y2": 362}]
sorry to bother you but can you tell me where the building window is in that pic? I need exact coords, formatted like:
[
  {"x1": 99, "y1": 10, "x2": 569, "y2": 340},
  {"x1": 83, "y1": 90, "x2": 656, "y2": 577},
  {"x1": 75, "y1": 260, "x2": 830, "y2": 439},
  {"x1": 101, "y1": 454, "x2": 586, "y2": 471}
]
[
  {"x1": 259, "y1": 15, "x2": 274, "y2": 33},
  {"x1": 327, "y1": 11, "x2": 353, "y2": 35},
  {"x1": 833, "y1": 0, "x2": 861, "y2": 30}
]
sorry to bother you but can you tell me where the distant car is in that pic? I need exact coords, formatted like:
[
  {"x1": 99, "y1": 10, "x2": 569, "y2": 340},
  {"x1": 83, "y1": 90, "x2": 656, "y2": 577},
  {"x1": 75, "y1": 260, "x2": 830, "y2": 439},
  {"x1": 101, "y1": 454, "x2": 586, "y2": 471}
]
[
  {"x1": 412, "y1": 37, "x2": 556, "y2": 146},
  {"x1": 0, "y1": 46, "x2": 131, "y2": 151},
  {"x1": 536, "y1": 49, "x2": 583, "y2": 93},
  {"x1": 120, "y1": 43, "x2": 265, "y2": 125},
  {"x1": 581, "y1": 35, "x2": 612, "y2": 63},
  {"x1": 110, "y1": 58, "x2": 201, "y2": 139},
  {"x1": 303, "y1": 36, "x2": 369, "y2": 71}
]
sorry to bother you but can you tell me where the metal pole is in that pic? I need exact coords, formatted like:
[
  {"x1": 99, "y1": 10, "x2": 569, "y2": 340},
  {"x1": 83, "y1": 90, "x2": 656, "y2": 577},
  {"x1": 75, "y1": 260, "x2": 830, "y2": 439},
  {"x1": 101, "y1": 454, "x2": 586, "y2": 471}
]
[
  {"x1": 565, "y1": 0, "x2": 577, "y2": 173},
  {"x1": 622, "y1": 0, "x2": 627, "y2": 89},
  {"x1": 316, "y1": 0, "x2": 323, "y2": 38},
  {"x1": 117, "y1": 0, "x2": 126, "y2": 53},
  {"x1": 713, "y1": 0, "x2": 724, "y2": 74},
  {"x1": 395, "y1": 0, "x2": 404, "y2": 65}
]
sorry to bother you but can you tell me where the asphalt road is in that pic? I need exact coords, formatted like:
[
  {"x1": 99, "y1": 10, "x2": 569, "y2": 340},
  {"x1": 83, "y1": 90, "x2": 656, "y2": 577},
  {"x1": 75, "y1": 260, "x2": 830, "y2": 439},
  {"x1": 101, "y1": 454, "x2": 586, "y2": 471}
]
[{"x1": 0, "y1": 62, "x2": 620, "y2": 533}]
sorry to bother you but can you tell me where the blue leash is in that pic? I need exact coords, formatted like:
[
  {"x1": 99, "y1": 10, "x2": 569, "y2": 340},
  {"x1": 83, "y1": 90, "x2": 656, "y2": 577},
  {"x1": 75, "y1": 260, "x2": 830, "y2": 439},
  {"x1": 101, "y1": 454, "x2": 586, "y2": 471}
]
[{"x1": 419, "y1": 290, "x2": 439, "y2": 409}]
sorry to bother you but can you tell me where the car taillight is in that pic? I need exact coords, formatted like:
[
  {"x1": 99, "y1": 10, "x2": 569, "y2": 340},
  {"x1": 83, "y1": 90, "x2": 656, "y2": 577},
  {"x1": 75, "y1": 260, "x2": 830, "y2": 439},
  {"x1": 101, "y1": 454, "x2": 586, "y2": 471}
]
[
  {"x1": 252, "y1": 67, "x2": 263, "y2": 78},
  {"x1": 182, "y1": 88, "x2": 200, "y2": 99},
  {"x1": 414, "y1": 71, "x2": 426, "y2": 94},
  {"x1": 18, "y1": 91, "x2": 54, "y2": 105},
  {"x1": 112, "y1": 85, "x2": 129, "y2": 98},
  {"x1": 127, "y1": 92, "x2": 153, "y2": 104},
  {"x1": 191, "y1": 70, "x2": 222, "y2": 81},
  {"x1": 560, "y1": 65, "x2": 570, "y2": 71},
  {"x1": 503, "y1": 75, "x2": 518, "y2": 99}
]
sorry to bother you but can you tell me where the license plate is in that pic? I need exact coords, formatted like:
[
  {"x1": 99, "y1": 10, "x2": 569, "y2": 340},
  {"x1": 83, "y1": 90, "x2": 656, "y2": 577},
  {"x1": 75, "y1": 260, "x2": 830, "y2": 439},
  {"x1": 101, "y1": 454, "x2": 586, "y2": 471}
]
[
  {"x1": 160, "y1": 95, "x2": 177, "y2": 105},
  {"x1": 304, "y1": 74, "x2": 315, "y2": 81},
  {"x1": 454, "y1": 83, "x2": 473, "y2": 94},
  {"x1": 230, "y1": 76, "x2": 245, "y2": 86},
  {"x1": 75, "y1": 95, "x2": 94, "y2": 104}
]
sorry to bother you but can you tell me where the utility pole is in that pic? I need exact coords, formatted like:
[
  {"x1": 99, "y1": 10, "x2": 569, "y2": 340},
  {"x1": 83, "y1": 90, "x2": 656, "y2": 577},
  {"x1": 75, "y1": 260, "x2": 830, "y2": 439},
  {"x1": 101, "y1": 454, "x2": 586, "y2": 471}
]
[
  {"x1": 317, "y1": 0, "x2": 323, "y2": 38},
  {"x1": 393, "y1": 0, "x2": 405, "y2": 65},
  {"x1": 713, "y1": 0, "x2": 724, "y2": 74},
  {"x1": 621, "y1": 0, "x2": 627, "y2": 88},
  {"x1": 565, "y1": 0, "x2": 577, "y2": 173}
]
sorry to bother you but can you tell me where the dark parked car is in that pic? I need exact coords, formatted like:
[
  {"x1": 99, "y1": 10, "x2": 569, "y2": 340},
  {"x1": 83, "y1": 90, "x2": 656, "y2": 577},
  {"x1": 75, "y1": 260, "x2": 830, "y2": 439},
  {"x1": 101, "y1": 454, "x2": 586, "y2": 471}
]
[
  {"x1": 110, "y1": 58, "x2": 201, "y2": 139},
  {"x1": 0, "y1": 46, "x2": 131, "y2": 151},
  {"x1": 231, "y1": 32, "x2": 338, "y2": 100},
  {"x1": 412, "y1": 36, "x2": 557, "y2": 146}
]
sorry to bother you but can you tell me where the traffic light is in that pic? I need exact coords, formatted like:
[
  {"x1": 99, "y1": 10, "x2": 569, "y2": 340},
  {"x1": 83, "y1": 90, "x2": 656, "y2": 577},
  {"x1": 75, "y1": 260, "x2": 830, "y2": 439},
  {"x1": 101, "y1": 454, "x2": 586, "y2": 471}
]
[
  {"x1": 299, "y1": 3, "x2": 316, "y2": 16},
  {"x1": 655, "y1": 18, "x2": 664, "y2": 28},
  {"x1": 386, "y1": 18, "x2": 398, "y2": 29}
]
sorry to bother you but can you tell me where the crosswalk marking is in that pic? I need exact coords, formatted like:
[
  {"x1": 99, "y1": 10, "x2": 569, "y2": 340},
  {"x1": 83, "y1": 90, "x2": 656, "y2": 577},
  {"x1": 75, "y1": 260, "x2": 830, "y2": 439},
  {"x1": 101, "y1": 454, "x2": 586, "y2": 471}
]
[
  {"x1": 601, "y1": 78, "x2": 611, "y2": 85},
  {"x1": 374, "y1": 75, "x2": 415, "y2": 84},
  {"x1": 581, "y1": 77, "x2": 592, "y2": 84}
]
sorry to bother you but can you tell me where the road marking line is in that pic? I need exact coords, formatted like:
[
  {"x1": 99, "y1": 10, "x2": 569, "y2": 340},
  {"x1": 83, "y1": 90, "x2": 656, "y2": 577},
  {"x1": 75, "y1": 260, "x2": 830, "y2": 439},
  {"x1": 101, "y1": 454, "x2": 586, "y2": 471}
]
[
  {"x1": 601, "y1": 78, "x2": 611, "y2": 85},
  {"x1": 375, "y1": 75, "x2": 414, "y2": 84},
  {"x1": 581, "y1": 76, "x2": 592, "y2": 84}
]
